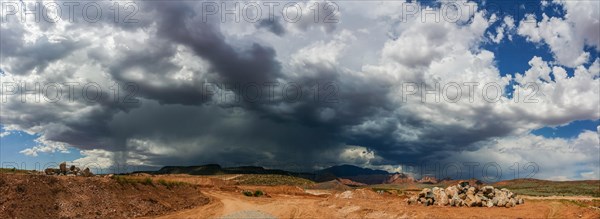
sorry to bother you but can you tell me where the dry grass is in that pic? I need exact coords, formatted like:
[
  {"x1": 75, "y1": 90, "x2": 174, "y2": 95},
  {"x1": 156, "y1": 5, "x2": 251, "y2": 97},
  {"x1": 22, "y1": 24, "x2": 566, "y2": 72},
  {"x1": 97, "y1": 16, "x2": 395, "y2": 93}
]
[
  {"x1": 0, "y1": 168, "x2": 32, "y2": 174},
  {"x1": 494, "y1": 179, "x2": 600, "y2": 197},
  {"x1": 112, "y1": 175, "x2": 190, "y2": 188},
  {"x1": 234, "y1": 174, "x2": 315, "y2": 186}
]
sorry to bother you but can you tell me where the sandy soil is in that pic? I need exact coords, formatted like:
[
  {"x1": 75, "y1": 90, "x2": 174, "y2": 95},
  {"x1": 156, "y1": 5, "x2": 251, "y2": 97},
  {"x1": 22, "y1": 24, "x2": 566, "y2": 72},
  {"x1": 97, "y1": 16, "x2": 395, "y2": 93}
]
[
  {"x1": 0, "y1": 174, "x2": 209, "y2": 218},
  {"x1": 157, "y1": 189, "x2": 600, "y2": 219},
  {"x1": 155, "y1": 180, "x2": 600, "y2": 219},
  {"x1": 2, "y1": 174, "x2": 598, "y2": 218}
]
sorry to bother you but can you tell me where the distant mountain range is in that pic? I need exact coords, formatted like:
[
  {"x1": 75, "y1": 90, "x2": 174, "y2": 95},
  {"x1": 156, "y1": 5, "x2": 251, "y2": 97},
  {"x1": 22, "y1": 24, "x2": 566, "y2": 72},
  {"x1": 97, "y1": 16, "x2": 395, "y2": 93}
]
[
  {"x1": 141, "y1": 164, "x2": 425, "y2": 185},
  {"x1": 156, "y1": 164, "x2": 291, "y2": 175},
  {"x1": 314, "y1": 164, "x2": 398, "y2": 184}
]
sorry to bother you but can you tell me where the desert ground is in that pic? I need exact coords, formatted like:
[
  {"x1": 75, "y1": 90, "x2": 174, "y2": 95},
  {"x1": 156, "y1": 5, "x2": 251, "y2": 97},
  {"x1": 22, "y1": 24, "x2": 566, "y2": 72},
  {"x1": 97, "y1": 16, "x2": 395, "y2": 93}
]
[
  {"x1": 152, "y1": 174, "x2": 600, "y2": 219},
  {"x1": 1, "y1": 170, "x2": 599, "y2": 219}
]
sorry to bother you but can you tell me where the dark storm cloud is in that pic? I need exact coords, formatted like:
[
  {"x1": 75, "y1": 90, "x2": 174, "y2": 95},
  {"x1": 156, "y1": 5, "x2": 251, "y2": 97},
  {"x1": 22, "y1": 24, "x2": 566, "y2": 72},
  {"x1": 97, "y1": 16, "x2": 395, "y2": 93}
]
[
  {"x1": 0, "y1": 27, "x2": 83, "y2": 75},
  {"x1": 79, "y1": 1, "x2": 403, "y2": 168},
  {"x1": 104, "y1": 100, "x2": 347, "y2": 168},
  {"x1": 90, "y1": 1, "x2": 286, "y2": 107},
  {"x1": 346, "y1": 112, "x2": 519, "y2": 164},
  {"x1": 257, "y1": 18, "x2": 286, "y2": 36},
  {"x1": 147, "y1": 1, "x2": 282, "y2": 85},
  {"x1": 0, "y1": 0, "x2": 502, "y2": 170},
  {"x1": 0, "y1": 1, "x2": 359, "y2": 168},
  {"x1": 2, "y1": 0, "x2": 598, "y2": 180}
]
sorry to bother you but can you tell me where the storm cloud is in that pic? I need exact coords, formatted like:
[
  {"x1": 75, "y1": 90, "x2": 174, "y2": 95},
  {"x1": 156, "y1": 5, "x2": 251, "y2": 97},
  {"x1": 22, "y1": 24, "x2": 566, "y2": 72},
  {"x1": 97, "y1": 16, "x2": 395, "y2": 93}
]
[{"x1": 1, "y1": 0, "x2": 598, "y2": 180}]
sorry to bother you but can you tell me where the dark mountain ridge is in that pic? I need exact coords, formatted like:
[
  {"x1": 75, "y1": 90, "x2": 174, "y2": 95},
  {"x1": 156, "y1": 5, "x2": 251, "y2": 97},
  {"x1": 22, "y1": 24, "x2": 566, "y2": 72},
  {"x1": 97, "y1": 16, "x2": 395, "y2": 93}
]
[
  {"x1": 140, "y1": 164, "x2": 417, "y2": 185},
  {"x1": 155, "y1": 164, "x2": 301, "y2": 176}
]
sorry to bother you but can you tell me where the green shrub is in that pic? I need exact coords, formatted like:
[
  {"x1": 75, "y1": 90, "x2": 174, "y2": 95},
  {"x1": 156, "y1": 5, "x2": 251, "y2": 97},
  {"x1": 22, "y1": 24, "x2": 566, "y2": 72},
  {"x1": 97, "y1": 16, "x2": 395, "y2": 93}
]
[
  {"x1": 242, "y1": 191, "x2": 254, "y2": 196},
  {"x1": 235, "y1": 174, "x2": 315, "y2": 186},
  {"x1": 157, "y1": 179, "x2": 187, "y2": 189},
  {"x1": 158, "y1": 179, "x2": 168, "y2": 186},
  {"x1": 253, "y1": 190, "x2": 264, "y2": 197},
  {"x1": 112, "y1": 175, "x2": 157, "y2": 187},
  {"x1": 112, "y1": 175, "x2": 130, "y2": 185},
  {"x1": 142, "y1": 177, "x2": 154, "y2": 186}
]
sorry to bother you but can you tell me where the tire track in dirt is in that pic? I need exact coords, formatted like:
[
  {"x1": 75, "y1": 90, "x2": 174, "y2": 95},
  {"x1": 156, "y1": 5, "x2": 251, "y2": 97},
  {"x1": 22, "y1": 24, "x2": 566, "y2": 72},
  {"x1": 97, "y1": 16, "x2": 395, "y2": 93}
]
[
  {"x1": 546, "y1": 201, "x2": 561, "y2": 218},
  {"x1": 154, "y1": 191, "x2": 224, "y2": 219},
  {"x1": 157, "y1": 190, "x2": 329, "y2": 219},
  {"x1": 156, "y1": 191, "x2": 277, "y2": 219}
]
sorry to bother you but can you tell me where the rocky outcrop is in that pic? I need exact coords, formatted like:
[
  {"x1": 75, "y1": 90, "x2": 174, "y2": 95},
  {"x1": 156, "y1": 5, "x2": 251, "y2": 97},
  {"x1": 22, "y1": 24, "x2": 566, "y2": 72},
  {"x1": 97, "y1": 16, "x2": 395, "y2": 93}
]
[
  {"x1": 69, "y1": 165, "x2": 81, "y2": 175},
  {"x1": 44, "y1": 163, "x2": 93, "y2": 177},
  {"x1": 59, "y1": 162, "x2": 68, "y2": 174},
  {"x1": 407, "y1": 181, "x2": 524, "y2": 208},
  {"x1": 418, "y1": 176, "x2": 438, "y2": 184},
  {"x1": 82, "y1": 168, "x2": 94, "y2": 177},
  {"x1": 385, "y1": 173, "x2": 416, "y2": 184},
  {"x1": 336, "y1": 178, "x2": 367, "y2": 186},
  {"x1": 44, "y1": 168, "x2": 59, "y2": 175}
]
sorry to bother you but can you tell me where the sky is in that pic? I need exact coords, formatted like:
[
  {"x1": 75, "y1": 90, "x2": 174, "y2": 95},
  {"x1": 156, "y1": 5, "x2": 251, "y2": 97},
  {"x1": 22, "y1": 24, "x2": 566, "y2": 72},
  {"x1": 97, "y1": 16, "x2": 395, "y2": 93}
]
[{"x1": 0, "y1": 0, "x2": 598, "y2": 181}]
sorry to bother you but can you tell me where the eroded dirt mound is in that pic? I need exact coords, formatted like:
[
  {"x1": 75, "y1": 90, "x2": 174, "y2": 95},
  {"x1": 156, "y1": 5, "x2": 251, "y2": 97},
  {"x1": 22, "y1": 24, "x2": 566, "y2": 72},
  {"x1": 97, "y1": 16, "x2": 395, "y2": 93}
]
[
  {"x1": 0, "y1": 174, "x2": 209, "y2": 218},
  {"x1": 331, "y1": 188, "x2": 382, "y2": 200},
  {"x1": 305, "y1": 179, "x2": 351, "y2": 191},
  {"x1": 336, "y1": 178, "x2": 367, "y2": 187}
]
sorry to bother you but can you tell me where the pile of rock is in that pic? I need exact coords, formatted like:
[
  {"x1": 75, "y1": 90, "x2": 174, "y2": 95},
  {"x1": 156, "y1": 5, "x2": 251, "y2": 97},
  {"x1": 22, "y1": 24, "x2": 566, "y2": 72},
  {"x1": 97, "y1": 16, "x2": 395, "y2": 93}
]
[
  {"x1": 407, "y1": 182, "x2": 524, "y2": 207},
  {"x1": 44, "y1": 162, "x2": 94, "y2": 177}
]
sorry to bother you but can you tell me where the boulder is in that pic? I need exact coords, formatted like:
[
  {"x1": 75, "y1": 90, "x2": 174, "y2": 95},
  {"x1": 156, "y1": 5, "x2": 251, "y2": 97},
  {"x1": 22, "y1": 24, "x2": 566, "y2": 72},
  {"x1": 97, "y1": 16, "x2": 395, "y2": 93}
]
[
  {"x1": 82, "y1": 167, "x2": 94, "y2": 177},
  {"x1": 505, "y1": 198, "x2": 516, "y2": 208},
  {"x1": 480, "y1": 195, "x2": 489, "y2": 202},
  {"x1": 406, "y1": 183, "x2": 523, "y2": 208},
  {"x1": 44, "y1": 168, "x2": 58, "y2": 175},
  {"x1": 59, "y1": 162, "x2": 68, "y2": 174},
  {"x1": 419, "y1": 188, "x2": 431, "y2": 198},
  {"x1": 407, "y1": 197, "x2": 418, "y2": 205},
  {"x1": 465, "y1": 194, "x2": 478, "y2": 207},
  {"x1": 422, "y1": 198, "x2": 433, "y2": 206},
  {"x1": 432, "y1": 187, "x2": 449, "y2": 206},
  {"x1": 481, "y1": 186, "x2": 494, "y2": 195},
  {"x1": 496, "y1": 195, "x2": 507, "y2": 207},
  {"x1": 438, "y1": 191, "x2": 449, "y2": 206},
  {"x1": 451, "y1": 194, "x2": 461, "y2": 206},
  {"x1": 485, "y1": 199, "x2": 494, "y2": 207},
  {"x1": 466, "y1": 187, "x2": 477, "y2": 195},
  {"x1": 445, "y1": 186, "x2": 459, "y2": 198},
  {"x1": 475, "y1": 194, "x2": 483, "y2": 206}
]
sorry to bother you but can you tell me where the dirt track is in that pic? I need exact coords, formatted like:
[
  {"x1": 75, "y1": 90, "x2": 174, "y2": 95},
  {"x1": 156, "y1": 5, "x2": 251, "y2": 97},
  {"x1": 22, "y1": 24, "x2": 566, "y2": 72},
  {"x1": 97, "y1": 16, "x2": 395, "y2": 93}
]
[{"x1": 157, "y1": 188, "x2": 600, "y2": 219}]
